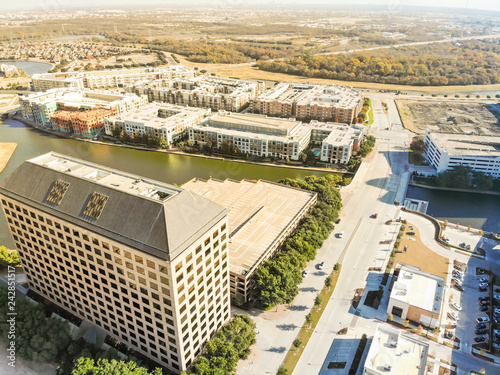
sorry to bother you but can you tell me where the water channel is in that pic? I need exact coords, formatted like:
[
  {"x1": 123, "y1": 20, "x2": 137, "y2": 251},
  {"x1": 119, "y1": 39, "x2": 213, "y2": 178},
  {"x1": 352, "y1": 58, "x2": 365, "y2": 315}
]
[
  {"x1": 0, "y1": 60, "x2": 52, "y2": 76},
  {"x1": 0, "y1": 119, "x2": 329, "y2": 248}
]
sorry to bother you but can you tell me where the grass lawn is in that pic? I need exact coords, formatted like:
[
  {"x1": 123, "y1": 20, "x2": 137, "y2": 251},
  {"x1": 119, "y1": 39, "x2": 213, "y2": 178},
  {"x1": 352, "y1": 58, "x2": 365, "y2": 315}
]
[
  {"x1": 281, "y1": 265, "x2": 342, "y2": 374},
  {"x1": 365, "y1": 99, "x2": 374, "y2": 125},
  {"x1": 394, "y1": 222, "x2": 449, "y2": 281}
]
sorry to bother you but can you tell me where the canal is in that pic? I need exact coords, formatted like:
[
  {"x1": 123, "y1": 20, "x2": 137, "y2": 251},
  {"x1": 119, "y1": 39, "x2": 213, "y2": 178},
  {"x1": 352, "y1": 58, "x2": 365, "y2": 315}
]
[
  {"x1": 0, "y1": 119, "x2": 329, "y2": 248},
  {"x1": 406, "y1": 185, "x2": 500, "y2": 234}
]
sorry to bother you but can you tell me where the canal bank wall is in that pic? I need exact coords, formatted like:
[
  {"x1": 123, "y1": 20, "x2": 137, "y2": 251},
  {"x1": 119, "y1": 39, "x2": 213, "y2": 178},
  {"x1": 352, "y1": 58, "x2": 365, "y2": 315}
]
[
  {"x1": 12, "y1": 114, "x2": 346, "y2": 175},
  {"x1": 408, "y1": 181, "x2": 500, "y2": 196}
]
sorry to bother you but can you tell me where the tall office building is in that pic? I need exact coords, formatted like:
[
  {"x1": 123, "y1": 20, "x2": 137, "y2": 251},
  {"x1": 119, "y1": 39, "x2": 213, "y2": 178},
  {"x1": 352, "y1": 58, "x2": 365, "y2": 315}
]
[{"x1": 0, "y1": 152, "x2": 230, "y2": 373}]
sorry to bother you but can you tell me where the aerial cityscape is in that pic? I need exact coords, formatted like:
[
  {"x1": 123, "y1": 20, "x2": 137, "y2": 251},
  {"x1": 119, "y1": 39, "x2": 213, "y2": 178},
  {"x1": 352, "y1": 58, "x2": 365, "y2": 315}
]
[{"x1": 0, "y1": 1, "x2": 499, "y2": 375}]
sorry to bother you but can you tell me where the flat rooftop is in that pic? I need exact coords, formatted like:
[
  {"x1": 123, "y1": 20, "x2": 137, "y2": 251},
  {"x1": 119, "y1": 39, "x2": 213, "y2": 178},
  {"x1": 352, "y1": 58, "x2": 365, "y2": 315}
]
[
  {"x1": 390, "y1": 265, "x2": 443, "y2": 314},
  {"x1": 364, "y1": 324, "x2": 428, "y2": 375},
  {"x1": 30, "y1": 152, "x2": 181, "y2": 202},
  {"x1": 210, "y1": 112, "x2": 301, "y2": 134},
  {"x1": 107, "y1": 103, "x2": 210, "y2": 130},
  {"x1": 428, "y1": 131, "x2": 500, "y2": 157},
  {"x1": 182, "y1": 178, "x2": 316, "y2": 276},
  {"x1": 322, "y1": 125, "x2": 362, "y2": 145}
]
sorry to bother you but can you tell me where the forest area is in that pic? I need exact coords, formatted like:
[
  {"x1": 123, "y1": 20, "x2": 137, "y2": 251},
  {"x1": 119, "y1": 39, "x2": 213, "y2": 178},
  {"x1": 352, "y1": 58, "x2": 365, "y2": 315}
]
[{"x1": 256, "y1": 40, "x2": 500, "y2": 86}]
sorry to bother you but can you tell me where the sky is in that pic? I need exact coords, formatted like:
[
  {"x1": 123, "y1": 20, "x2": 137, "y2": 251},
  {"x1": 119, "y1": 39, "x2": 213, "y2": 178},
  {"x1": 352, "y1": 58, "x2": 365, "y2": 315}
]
[{"x1": 1, "y1": 0, "x2": 499, "y2": 13}]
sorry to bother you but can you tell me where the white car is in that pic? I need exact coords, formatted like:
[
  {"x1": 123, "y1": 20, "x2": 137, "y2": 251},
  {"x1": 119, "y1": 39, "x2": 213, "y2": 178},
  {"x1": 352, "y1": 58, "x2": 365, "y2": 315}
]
[
  {"x1": 477, "y1": 317, "x2": 490, "y2": 323},
  {"x1": 451, "y1": 302, "x2": 462, "y2": 311},
  {"x1": 448, "y1": 312, "x2": 459, "y2": 321},
  {"x1": 338, "y1": 231, "x2": 344, "y2": 238},
  {"x1": 302, "y1": 270, "x2": 309, "y2": 278}
]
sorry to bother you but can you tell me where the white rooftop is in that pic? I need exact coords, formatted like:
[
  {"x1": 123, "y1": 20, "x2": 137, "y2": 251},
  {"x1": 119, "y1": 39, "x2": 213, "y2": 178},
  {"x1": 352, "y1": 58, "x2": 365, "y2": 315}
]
[
  {"x1": 390, "y1": 265, "x2": 444, "y2": 314},
  {"x1": 364, "y1": 324, "x2": 428, "y2": 375},
  {"x1": 427, "y1": 131, "x2": 500, "y2": 157}
]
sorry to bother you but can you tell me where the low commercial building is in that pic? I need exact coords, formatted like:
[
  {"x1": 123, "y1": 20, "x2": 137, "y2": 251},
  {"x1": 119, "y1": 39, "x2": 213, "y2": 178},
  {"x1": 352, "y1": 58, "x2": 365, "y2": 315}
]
[
  {"x1": 0, "y1": 152, "x2": 230, "y2": 373},
  {"x1": 424, "y1": 129, "x2": 500, "y2": 178},
  {"x1": 105, "y1": 103, "x2": 211, "y2": 146},
  {"x1": 20, "y1": 89, "x2": 147, "y2": 129},
  {"x1": 252, "y1": 82, "x2": 362, "y2": 124},
  {"x1": 308, "y1": 121, "x2": 364, "y2": 164},
  {"x1": 363, "y1": 324, "x2": 429, "y2": 375},
  {"x1": 32, "y1": 66, "x2": 195, "y2": 92},
  {"x1": 182, "y1": 178, "x2": 317, "y2": 302},
  {"x1": 189, "y1": 112, "x2": 311, "y2": 160},
  {"x1": 387, "y1": 264, "x2": 444, "y2": 328},
  {"x1": 134, "y1": 76, "x2": 265, "y2": 112}
]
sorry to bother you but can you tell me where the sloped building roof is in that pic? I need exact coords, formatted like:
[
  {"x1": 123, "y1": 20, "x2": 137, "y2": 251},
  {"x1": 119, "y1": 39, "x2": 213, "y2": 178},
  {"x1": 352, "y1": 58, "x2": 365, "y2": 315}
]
[{"x1": 0, "y1": 152, "x2": 226, "y2": 261}]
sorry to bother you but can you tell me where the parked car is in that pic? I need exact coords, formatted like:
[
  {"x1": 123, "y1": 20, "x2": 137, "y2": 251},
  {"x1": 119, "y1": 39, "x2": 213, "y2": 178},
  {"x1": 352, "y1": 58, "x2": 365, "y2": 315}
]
[
  {"x1": 479, "y1": 300, "x2": 490, "y2": 306},
  {"x1": 372, "y1": 213, "x2": 378, "y2": 219},
  {"x1": 484, "y1": 238, "x2": 489, "y2": 243},
  {"x1": 479, "y1": 283, "x2": 489, "y2": 289},
  {"x1": 476, "y1": 328, "x2": 487, "y2": 335},
  {"x1": 477, "y1": 317, "x2": 491, "y2": 323},
  {"x1": 476, "y1": 323, "x2": 487, "y2": 329},
  {"x1": 318, "y1": 262, "x2": 325, "y2": 270},
  {"x1": 477, "y1": 268, "x2": 486, "y2": 274},
  {"x1": 493, "y1": 343, "x2": 500, "y2": 349},
  {"x1": 474, "y1": 336, "x2": 486, "y2": 342},
  {"x1": 494, "y1": 295, "x2": 500, "y2": 300},
  {"x1": 455, "y1": 284, "x2": 464, "y2": 292},
  {"x1": 444, "y1": 238, "x2": 450, "y2": 244},
  {"x1": 479, "y1": 305, "x2": 488, "y2": 312},
  {"x1": 449, "y1": 321, "x2": 457, "y2": 328},
  {"x1": 494, "y1": 288, "x2": 500, "y2": 293},
  {"x1": 445, "y1": 331, "x2": 454, "y2": 339},
  {"x1": 338, "y1": 231, "x2": 344, "y2": 238},
  {"x1": 448, "y1": 312, "x2": 459, "y2": 321},
  {"x1": 479, "y1": 278, "x2": 489, "y2": 283},
  {"x1": 302, "y1": 270, "x2": 309, "y2": 278},
  {"x1": 451, "y1": 302, "x2": 462, "y2": 311},
  {"x1": 407, "y1": 231, "x2": 416, "y2": 235}
]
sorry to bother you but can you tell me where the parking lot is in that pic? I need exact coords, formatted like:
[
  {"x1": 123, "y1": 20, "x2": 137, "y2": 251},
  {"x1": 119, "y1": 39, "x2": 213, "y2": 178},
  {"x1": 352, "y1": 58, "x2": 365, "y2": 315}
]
[{"x1": 446, "y1": 258, "x2": 500, "y2": 356}]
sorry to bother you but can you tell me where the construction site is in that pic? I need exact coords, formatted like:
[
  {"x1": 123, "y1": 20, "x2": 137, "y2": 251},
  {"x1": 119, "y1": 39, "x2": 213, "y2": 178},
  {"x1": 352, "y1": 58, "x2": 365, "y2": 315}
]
[{"x1": 396, "y1": 100, "x2": 500, "y2": 135}]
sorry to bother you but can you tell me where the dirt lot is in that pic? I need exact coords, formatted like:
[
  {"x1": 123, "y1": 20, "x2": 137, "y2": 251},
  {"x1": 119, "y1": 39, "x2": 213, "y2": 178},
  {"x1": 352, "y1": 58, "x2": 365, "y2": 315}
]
[
  {"x1": 395, "y1": 222, "x2": 449, "y2": 281},
  {"x1": 397, "y1": 99, "x2": 500, "y2": 135}
]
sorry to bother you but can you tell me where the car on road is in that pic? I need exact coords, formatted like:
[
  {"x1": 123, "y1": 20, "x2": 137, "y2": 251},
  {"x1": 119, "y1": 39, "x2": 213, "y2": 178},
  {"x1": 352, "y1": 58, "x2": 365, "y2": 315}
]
[
  {"x1": 476, "y1": 323, "x2": 487, "y2": 329},
  {"x1": 444, "y1": 238, "x2": 450, "y2": 244},
  {"x1": 477, "y1": 317, "x2": 491, "y2": 323},
  {"x1": 477, "y1": 268, "x2": 486, "y2": 275},
  {"x1": 302, "y1": 270, "x2": 309, "y2": 278},
  {"x1": 338, "y1": 231, "x2": 344, "y2": 238},
  {"x1": 474, "y1": 336, "x2": 486, "y2": 342},
  {"x1": 459, "y1": 243, "x2": 466, "y2": 248},
  {"x1": 448, "y1": 312, "x2": 459, "y2": 321},
  {"x1": 372, "y1": 213, "x2": 378, "y2": 219},
  {"x1": 451, "y1": 302, "x2": 462, "y2": 311},
  {"x1": 317, "y1": 262, "x2": 325, "y2": 270},
  {"x1": 476, "y1": 328, "x2": 487, "y2": 335}
]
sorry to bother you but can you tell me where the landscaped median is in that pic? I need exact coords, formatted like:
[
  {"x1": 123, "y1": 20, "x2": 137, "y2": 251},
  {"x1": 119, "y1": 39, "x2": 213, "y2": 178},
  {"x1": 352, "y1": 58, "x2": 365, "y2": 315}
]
[{"x1": 278, "y1": 264, "x2": 342, "y2": 375}]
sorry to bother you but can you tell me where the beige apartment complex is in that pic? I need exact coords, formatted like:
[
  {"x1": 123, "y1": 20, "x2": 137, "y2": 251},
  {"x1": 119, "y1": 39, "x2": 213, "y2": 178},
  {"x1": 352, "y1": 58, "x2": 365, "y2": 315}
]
[
  {"x1": 105, "y1": 103, "x2": 211, "y2": 146},
  {"x1": 189, "y1": 112, "x2": 311, "y2": 160},
  {"x1": 133, "y1": 76, "x2": 265, "y2": 112},
  {"x1": 252, "y1": 82, "x2": 363, "y2": 124},
  {"x1": 31, "y1": 66, "x2": 195, "y2": 92},
  {"x1": 0, "y1": 152, "x2": 230, "y2": 373},
  {"x1": 182, "y1": 178, "x2": 317, "y2": 302}
]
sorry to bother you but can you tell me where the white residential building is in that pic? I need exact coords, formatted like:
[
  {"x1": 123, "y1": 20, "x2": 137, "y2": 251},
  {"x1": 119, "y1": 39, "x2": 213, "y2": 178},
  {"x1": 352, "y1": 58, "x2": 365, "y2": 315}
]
[
  {"x1": 424, "y1": 129, "x2": 500, "y2": 178},
  {"x1": 105, "y1": 103, "x2": 211, "y2": 146}
]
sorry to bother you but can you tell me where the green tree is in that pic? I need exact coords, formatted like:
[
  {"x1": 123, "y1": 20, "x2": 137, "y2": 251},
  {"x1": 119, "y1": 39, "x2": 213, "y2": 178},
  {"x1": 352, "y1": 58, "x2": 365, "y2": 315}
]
[
  {"x1": 314, "y1": 294, "x2": 323, "y2": 308},
  {"x1": 305, "y1": 313, "x2": 313, "y2": 327},
  {"x1": 325, "y1": 276, "x2": 332, "y2": 290},
  {"x1": 71, "y1": 358, "x2": 163, "y2": 375},
  {"x1": 0, "y1": 246, "x2": 20, "y2": 269},
  {"x1": 276, "y1": 366, "x2": 288, "y2": 375},
  {"x1": 292, "y1": 338, "x2": 302, "y2": 351}
]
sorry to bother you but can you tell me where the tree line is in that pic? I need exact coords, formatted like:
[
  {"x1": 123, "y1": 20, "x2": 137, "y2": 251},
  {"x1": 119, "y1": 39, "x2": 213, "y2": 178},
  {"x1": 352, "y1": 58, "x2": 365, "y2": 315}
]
[
  {"x1": 251, "y1": 174, "x2": 344, "y2": 309},
  {"x1": 256, "y1": 40, "x2": 500, "y2": 86}
]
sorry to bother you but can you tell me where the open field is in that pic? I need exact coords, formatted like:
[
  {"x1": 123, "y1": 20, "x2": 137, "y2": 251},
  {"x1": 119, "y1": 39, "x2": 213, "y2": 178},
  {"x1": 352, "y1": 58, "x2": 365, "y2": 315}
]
[
  {"x1": 179, "y1": 59, "x2": 500, "y2": 93},
  {"x1": 395, "y1": 222, "x2": 449, "y2": 281},
  {"x1": 396, "y1": 100, "x2": 500, "y2": 135}
]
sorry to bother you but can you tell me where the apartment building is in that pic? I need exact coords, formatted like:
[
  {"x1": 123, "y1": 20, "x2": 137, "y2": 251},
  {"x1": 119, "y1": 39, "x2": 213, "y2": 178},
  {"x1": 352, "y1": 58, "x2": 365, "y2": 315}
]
[
  {"x1": 189, "y1": 112, "x2": 311, "y2": 160},
  {"x1": 252, "y1": 82, "x2": 363, "y2": 124},
  {"x1": 51, "y1": 107, "x2": 114, "y2": 138},
  {"x1": 20, "y1": 89, "x2": 147, "y2": 128},
  {"x1": 183, "y1": 178, "x2": 317, "y2": 302},
  {"x1": 0, "y1": 152, "x2": 230, "y2": 373},
  {"x1": 32, "y1": 66, "x2": 195, "y2": 92},
  {"x1": 105, "y1": 103, "x2": 211, "y2": 146},
  {"x1": 387, "y1": 264, "x2": 444, "y2": 328},
  {"x1": 133, "y1": 76, "x2": 265, "y2": 112},
  {"x1": 308, "y1": 122, "x2": 364, "y2": 165},
  {"x1": 424, "y1": 129, "x2": 500, "y2": 178}
]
